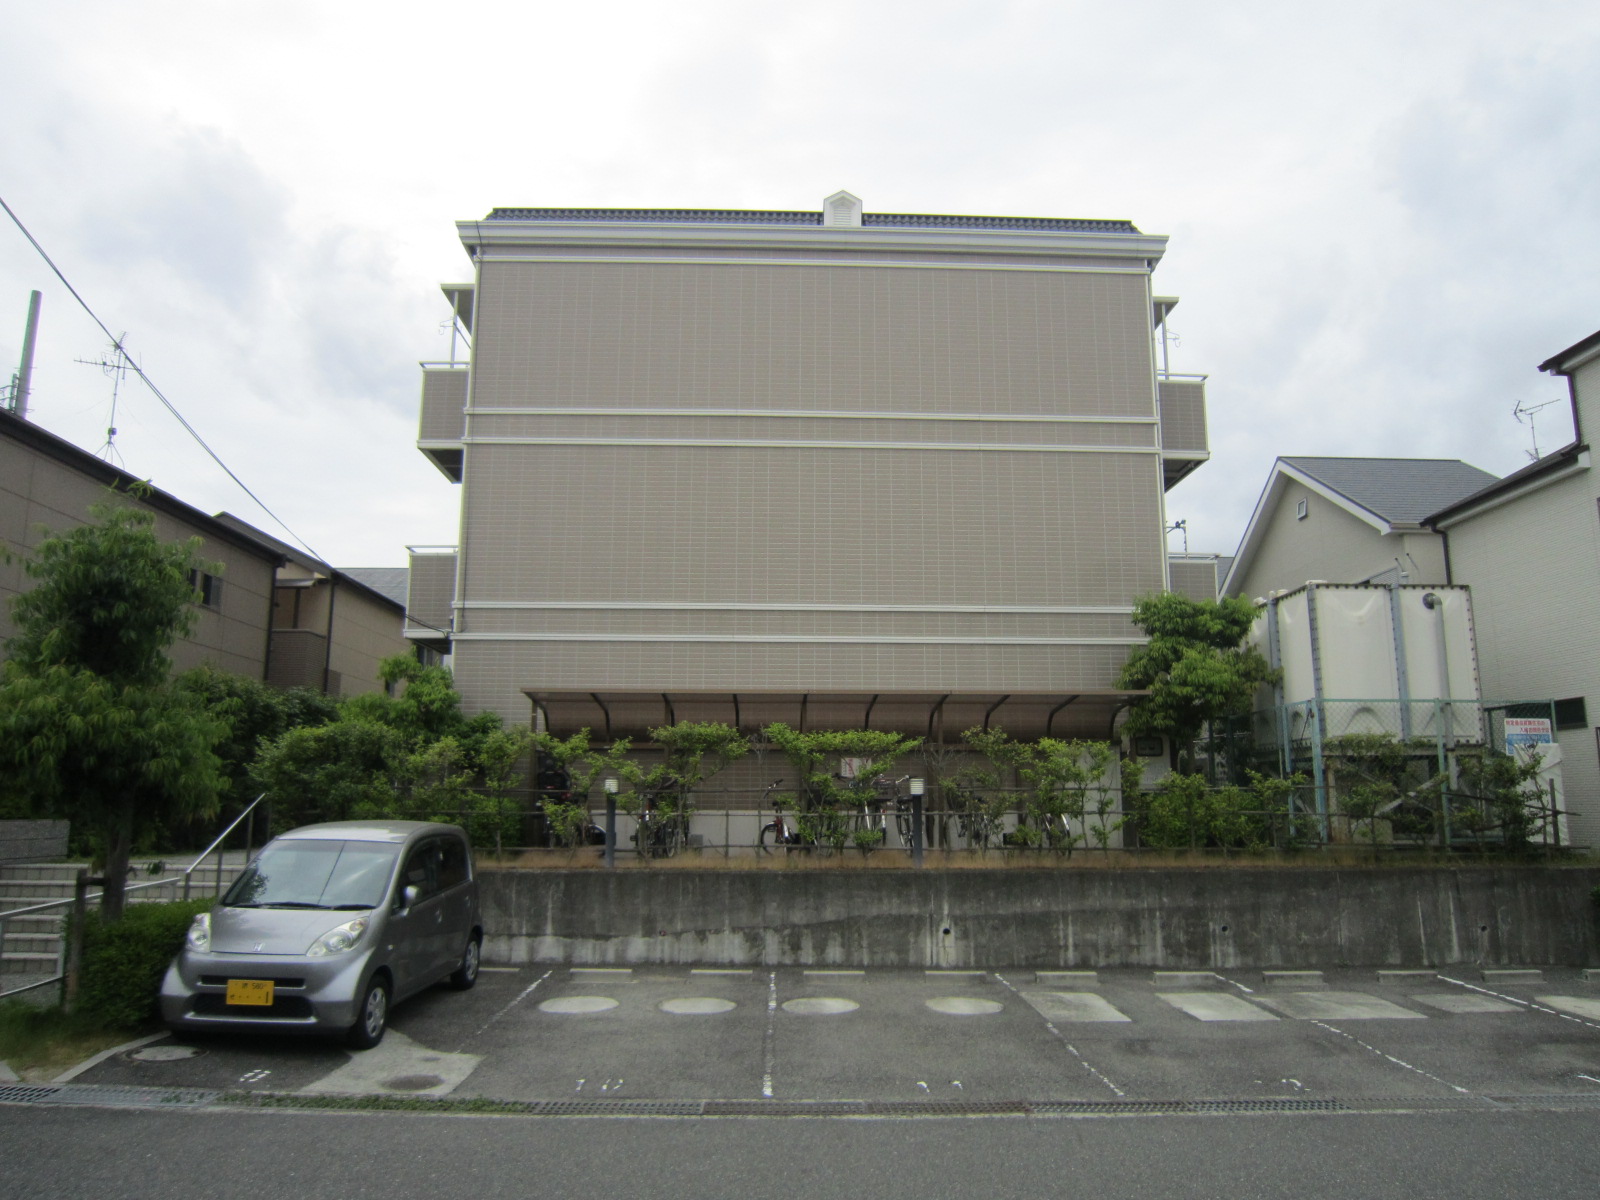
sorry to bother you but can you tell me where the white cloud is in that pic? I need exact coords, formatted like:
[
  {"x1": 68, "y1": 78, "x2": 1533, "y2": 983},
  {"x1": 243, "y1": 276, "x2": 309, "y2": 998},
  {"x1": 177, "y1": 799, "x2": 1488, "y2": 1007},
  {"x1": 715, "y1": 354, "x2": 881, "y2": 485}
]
[{"x1": 3, "y1": 0, "x2": 1598, "y2": 570}]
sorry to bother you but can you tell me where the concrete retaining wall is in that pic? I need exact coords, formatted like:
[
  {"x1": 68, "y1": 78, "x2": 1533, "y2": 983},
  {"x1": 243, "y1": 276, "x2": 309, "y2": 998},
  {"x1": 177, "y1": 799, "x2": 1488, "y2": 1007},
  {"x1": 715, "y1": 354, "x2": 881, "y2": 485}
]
[
  {"x1": 0, "y1": 820, "x2": 68, "y2": 864},
  {"x1": 479, "y1": 866, "x2": 1600, "y2": 969}
]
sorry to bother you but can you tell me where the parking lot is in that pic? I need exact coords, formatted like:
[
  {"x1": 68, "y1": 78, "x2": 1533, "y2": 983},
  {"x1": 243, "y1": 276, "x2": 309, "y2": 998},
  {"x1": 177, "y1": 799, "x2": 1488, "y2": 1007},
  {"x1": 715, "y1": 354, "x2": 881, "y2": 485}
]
[{"x1": 64, "y1": 964, "x2": 1600, "y2": 1110}]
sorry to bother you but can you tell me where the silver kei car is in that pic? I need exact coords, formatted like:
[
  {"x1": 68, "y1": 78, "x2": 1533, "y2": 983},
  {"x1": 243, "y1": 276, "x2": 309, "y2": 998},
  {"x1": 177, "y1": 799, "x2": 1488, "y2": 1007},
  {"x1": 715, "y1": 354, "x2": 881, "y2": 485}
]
[{"x1": 161, "y1": 821, "x2": 482, "y2": 1049}]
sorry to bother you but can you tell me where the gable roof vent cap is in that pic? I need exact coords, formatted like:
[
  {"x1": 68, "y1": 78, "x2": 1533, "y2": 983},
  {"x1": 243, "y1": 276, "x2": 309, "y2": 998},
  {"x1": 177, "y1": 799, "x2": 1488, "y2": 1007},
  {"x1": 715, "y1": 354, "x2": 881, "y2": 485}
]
[{"x1": 824, "y1": 190, "x2": 863, "y2": 228}]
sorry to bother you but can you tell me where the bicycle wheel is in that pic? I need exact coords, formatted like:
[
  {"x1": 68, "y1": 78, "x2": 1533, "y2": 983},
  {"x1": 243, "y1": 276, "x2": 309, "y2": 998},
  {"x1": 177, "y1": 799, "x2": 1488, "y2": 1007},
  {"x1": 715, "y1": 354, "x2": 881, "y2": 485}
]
[
  {"x1": 758, "y1": 822, "x2": 779, "y2": 853},
  {"x1": 894, "y1": 808, "x2": 915, "y2": 847}
]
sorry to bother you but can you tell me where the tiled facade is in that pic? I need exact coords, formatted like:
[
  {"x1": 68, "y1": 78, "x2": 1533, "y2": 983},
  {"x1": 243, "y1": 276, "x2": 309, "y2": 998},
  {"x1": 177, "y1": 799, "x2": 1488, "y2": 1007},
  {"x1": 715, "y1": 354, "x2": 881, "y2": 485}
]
[{"x1": 413, "y1": 200, "x2": 1209, "y2": 737}]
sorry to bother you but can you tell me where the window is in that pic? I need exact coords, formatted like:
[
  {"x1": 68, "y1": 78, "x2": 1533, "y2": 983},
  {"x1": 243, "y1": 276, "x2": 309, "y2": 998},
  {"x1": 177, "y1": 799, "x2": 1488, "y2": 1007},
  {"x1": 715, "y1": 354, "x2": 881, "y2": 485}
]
[
  {"x1": 188, "y1": 569, "x2": 223, "y2": 610},
  {"x1": 1295, "y1": 498, "x2": 1308, "y2": 520},
  {"x1": 438, "y1": 837, "x2": 470, "y2": 890},
  {"x1": 1554, "y1": 697, "x2": 1587, "y2": 731}
]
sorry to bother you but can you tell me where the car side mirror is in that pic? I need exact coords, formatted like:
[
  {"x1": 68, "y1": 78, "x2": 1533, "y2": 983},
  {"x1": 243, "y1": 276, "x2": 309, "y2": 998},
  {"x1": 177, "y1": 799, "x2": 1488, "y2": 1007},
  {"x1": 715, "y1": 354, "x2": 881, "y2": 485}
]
[{"x1": 400, "y1": 884, "x2": 420, "y2": 911}]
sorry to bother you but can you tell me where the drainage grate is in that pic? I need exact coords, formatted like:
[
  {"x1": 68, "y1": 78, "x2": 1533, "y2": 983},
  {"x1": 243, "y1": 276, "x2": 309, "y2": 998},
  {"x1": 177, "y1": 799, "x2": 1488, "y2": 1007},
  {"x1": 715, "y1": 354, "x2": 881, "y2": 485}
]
[
  {"x1": 42, "y1": 1085, "x2": 220, "y2": 1108},
  {"x1": 1032, "y1": 1101, "x2": 1193, "y2": 1116},
  {"x1": 1189, "y1": 1099, "x2": 1348, "y2": 1114},
  {"x1": 0, "y1": 1085, "x2": 60, "y2": 1104}
]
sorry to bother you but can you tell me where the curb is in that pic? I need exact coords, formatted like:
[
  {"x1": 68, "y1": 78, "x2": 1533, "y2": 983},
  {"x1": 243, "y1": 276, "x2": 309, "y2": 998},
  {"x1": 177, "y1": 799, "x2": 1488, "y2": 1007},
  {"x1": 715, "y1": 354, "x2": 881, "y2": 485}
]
[{"x1": 51, "y1": 1032, "x2": 168, "y2": 1083}]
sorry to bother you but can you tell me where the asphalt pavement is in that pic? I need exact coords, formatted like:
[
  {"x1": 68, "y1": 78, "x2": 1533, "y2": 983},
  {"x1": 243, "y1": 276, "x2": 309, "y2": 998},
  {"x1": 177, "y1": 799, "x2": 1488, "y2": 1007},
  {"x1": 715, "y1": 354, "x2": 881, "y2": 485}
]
[{"x1": 55, "y1": 964, "x2": 1600, "y2": 1108}]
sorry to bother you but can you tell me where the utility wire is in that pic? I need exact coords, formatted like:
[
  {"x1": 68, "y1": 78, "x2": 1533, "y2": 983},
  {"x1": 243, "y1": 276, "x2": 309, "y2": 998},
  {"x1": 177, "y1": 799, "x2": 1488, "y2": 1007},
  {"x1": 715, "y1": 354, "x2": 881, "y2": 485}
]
[{"x1": 1, "y1": 191, "x2": 324, "y2": 562}]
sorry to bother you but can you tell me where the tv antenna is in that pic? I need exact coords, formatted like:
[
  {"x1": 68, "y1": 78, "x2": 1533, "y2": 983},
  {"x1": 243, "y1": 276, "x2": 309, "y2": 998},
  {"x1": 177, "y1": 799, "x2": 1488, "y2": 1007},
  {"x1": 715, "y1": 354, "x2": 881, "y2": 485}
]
[
  {"x1": 75, "y1": 335, "x2": 133, "y2": 466},
  {"x1": 1513, "y1": 397, "x2": 1562, "y2": 462}
]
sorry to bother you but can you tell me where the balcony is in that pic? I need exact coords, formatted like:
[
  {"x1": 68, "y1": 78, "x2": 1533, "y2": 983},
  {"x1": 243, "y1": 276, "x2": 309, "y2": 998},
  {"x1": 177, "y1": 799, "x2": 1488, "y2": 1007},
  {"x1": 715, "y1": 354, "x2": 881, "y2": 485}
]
[
  {"x1": 418, "y1": 365, "x2": 468, "y2": 482},
  {"x1": 406, "y1": 546, "x2": 457, "y2": 653},
  {"x1": 1158, "y1": 374, "x2": 1209, "y2": 489}
]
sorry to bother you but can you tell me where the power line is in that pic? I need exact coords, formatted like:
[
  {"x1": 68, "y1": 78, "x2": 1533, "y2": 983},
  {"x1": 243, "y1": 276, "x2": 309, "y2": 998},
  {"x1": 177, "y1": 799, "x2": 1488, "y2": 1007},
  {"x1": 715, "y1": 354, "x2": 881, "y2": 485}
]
[{"x1": 0, "y1": 191, "x2": 325, "y2": 562}]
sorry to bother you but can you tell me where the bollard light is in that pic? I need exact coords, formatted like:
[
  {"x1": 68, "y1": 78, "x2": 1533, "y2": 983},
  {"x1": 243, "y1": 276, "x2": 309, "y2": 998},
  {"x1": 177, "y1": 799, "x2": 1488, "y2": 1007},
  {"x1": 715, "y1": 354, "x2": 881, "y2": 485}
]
[
  {"x1": 909, "y1": 778, "x2": 925, "y2": 796},
  {"x1": 603, "y1": 777, "x2": 618, "y2": 794}
]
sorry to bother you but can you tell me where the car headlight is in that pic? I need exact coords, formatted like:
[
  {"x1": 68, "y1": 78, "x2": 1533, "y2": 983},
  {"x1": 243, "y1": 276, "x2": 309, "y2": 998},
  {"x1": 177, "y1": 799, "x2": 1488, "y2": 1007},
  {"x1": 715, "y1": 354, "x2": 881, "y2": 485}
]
[
  {"x1": 306, "y1": 917, "x2": 369, "y2": 957},
  {"x1": 186, "y1": 912, "x2": 211, "y2": 952}
]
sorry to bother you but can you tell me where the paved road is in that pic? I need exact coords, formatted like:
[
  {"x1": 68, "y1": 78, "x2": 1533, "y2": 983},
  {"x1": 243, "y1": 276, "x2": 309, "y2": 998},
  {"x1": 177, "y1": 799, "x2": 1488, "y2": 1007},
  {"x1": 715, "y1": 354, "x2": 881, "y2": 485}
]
[
  {"x1": 2, "y1": 1105, "x2": 1598, "y2": 1200},
  {"x1": 62, "y1": 965, "x2": 1600, "y2": 1106}
]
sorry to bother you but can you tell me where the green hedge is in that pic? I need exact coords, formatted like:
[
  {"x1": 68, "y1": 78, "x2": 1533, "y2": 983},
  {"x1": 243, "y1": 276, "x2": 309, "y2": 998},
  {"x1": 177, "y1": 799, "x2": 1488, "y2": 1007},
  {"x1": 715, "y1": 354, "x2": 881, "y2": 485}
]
[{"x1": 74, "y1": 899, "x2": 213, "y2": 1029}]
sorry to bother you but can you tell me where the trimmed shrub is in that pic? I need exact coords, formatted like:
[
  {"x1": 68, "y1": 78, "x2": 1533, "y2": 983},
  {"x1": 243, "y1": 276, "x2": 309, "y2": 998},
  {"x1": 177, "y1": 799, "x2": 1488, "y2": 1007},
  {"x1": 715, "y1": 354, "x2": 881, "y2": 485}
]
[{"x1": 74, "y1": 899, "x2": 213, "y2": 1029}]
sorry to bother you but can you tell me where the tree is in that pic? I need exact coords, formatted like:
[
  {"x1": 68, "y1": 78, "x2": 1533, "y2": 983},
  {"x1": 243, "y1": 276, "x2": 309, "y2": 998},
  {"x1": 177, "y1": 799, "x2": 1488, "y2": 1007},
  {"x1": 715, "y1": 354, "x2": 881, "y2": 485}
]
[
  {"x1": 761, "y1": 725, "x2": 921, "y2": 852},
  {"x1": 250, "y1": 654, "x2": 534, "y2": 851},
  {"x1": 173, "y1": 664, "x2": 337, "y2": 834},
  {"x1": 960, "y1": 728, "x2": 1134, "y2": 856},
  {"x1": 0, "y1": 500, "x2": 227, "y2": 919},
  {"x1": 1118, "y1": 593, "x2": 1276, "y2": 769}
]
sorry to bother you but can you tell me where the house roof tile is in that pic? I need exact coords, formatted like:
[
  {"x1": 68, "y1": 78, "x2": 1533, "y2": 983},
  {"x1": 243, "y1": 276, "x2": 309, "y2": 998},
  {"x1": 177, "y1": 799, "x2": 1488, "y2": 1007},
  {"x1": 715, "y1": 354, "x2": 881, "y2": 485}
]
[{"x1": 1280, "y1": 457, "x2": 1498, "y2": 525}]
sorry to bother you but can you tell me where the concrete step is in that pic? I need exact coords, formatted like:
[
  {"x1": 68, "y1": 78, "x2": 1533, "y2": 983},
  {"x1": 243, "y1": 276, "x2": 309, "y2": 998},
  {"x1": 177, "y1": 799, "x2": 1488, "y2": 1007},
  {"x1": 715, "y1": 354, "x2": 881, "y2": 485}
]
[{"x1": 1, "y1": 952, "x2": 61, "y2": 975}]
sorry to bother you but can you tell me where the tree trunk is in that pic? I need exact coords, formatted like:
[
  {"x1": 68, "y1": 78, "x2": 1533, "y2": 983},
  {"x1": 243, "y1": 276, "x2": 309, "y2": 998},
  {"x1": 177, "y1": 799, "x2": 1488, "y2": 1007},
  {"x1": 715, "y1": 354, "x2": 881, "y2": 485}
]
[{"x1": 101, "y1": 802, "x2": 134, "y2": 922}]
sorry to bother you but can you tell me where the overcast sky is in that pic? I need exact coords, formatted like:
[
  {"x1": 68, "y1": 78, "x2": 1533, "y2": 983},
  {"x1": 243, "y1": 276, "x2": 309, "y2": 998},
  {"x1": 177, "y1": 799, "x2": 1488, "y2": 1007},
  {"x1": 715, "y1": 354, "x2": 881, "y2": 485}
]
[{"x1": 3, "y1": 0, "x2": 1597, "y2": 569}]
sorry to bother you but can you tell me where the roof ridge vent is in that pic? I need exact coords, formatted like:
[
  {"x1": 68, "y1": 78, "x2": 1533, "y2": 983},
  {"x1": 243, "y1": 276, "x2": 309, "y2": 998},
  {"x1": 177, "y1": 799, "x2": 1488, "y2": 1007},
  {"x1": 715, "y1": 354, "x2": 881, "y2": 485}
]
[{"x1": 824, "y1": 190, "x2": 863, "y2": 229}]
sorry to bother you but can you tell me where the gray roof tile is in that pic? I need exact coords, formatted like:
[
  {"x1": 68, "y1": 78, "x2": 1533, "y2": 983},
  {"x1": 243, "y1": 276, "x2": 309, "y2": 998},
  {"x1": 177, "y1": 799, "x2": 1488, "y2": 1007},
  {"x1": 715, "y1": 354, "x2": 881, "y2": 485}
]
[
  {"x1": 340, "y1": 567, "x2": 410, "y2": 609},
  {"x1": 483, "y1": 207, "x2": 1141, "y2": 234},
  {"x1": 1281, "y1": 457, "x2": 1498, "y2": 524}
]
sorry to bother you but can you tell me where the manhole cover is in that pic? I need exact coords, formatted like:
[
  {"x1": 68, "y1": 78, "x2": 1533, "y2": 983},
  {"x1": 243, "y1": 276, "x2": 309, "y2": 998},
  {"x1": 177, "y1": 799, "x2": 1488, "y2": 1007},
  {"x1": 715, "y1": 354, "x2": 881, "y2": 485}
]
[
  {"x1": 384, "y1": 1075, "x2": 445, "y2": 1092},
  {"x1": 925, "y1": 997, "x2": 1003, "y2": 1015},
  {"x1": 782, "y1": 997, "x2": 859, "y2": 1015},
  {"x1": 538, "y1": 995, "x2": 619, "y2": 1014},
  {"x1": 130, "y1": 1045, "x2": 203, "y2": 1062},
  {"x1": 660, "y1": 997, "x2": 737, "y2": 1015}
]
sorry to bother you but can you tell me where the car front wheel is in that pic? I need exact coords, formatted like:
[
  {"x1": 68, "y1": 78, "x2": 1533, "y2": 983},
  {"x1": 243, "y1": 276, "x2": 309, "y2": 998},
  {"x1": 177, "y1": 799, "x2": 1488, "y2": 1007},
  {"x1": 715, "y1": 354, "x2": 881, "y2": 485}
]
[{"x1": 347, "y1": 976, "x2": 390, "y2": 1049}]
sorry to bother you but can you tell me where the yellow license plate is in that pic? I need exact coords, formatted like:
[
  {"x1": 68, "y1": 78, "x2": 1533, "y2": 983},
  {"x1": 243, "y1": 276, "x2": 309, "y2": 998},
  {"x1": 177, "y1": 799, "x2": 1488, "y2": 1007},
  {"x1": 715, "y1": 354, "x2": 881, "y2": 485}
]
[{"x1": 226, "y1": 979, "x2": 275, "y2": 1006}]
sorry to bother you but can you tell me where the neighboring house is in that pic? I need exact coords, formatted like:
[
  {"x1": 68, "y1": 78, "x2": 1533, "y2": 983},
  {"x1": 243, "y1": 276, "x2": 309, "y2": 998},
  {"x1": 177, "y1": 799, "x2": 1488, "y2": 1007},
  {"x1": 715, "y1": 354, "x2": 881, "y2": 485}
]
[
  {"x1": 1424, "y1": 326, "x2": 1600, "y2": 848},
  {"x1": 1224, "y1": 457, "x2": 1497, "y2": 601},
  {"x1": 408, "y1": 194, "x2": 1212, "y2": 753},
  {"x1": 212, "y1": 516, "x2": 411, "y2": 698},
  {"x1": 1, "y1": 409, "x2": 280, "y2": 678},
  {"x1": 1167, "y1": 553, "x2": 1233, "y2": 602}
]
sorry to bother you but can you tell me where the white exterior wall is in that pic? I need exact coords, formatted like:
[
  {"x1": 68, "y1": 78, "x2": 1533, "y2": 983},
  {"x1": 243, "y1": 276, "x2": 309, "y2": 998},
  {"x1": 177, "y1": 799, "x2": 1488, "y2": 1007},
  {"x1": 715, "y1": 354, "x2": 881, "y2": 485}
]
[{"x1": 1443, "y1": 355, "x2": 1600, "y2": 847}]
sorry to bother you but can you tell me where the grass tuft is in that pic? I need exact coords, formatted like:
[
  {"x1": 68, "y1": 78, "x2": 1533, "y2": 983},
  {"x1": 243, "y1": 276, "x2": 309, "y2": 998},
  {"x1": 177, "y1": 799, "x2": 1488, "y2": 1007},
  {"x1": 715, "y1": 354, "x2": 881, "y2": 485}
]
[{"x1": 0, "y1": 1000, "x2": 137, "y2": 1081}]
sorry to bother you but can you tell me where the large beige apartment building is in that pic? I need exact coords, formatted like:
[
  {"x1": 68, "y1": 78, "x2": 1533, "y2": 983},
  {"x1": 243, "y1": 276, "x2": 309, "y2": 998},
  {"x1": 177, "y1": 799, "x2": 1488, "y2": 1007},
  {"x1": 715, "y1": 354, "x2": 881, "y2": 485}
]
[{"x1": 408, "y1": 193, "x2": 1209, "y2": 747}]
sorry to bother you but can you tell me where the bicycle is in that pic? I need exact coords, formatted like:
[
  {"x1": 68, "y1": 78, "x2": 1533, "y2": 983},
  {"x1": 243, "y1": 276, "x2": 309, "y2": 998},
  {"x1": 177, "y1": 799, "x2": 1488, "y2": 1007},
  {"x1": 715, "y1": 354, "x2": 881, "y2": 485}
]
[
  {"x1": 949, "y1": 783, "x2": 1004, "y2": 851},
  {"x1": 632, "y1": 784, "x2": 689, "y2": 858},
  {"x1": 757, "y1": 780, "x2": 810, "y2": 852}
]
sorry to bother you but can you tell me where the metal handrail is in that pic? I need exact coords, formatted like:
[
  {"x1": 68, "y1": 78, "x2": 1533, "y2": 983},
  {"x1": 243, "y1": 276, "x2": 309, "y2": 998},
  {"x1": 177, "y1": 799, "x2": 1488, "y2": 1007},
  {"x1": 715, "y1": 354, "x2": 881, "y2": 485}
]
[
  {"x1": 0, "y1": 876, "x2": 185, "y2": 1000},
  {"x1": 182, "y1": 793, "x2": 266, "y2": 899}
]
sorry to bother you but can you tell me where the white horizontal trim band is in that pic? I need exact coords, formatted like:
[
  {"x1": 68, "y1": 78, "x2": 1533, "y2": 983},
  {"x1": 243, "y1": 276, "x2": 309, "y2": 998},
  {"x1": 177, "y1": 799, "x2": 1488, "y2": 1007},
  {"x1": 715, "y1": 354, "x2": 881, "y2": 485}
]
[
  {"x1": 474, "y1": 254, "x2": 1150, "y2": 276},
  {"x1": 461, "y1": 436, "x2": 1160, "y2": 454},
  {"x1": 459, "y1": 601, "x2": 1135, "y2": 615},
  {"x1": 466, "y1": 407, "x2": 1158, "y2": 425},
  {"x1": 450, "y1": 632, "x2": 1146, "y2": 646}
]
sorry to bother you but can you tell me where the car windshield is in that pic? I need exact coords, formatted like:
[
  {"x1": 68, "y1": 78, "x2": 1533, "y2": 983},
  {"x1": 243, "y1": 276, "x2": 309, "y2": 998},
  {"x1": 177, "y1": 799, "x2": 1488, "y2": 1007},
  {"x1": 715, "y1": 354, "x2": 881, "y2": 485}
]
[{"x1": 223, "y1": 840, "x2": 398, "y2": 910}]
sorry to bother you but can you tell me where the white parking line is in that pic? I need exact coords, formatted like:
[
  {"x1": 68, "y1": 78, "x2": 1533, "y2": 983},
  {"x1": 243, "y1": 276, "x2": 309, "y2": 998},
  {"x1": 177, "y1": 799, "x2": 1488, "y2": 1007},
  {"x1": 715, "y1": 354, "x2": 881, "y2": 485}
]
[
  {"x1": 463, "y1": 968, "x2": 552, "y2": 1044},
  {"x1": 762, "y1": 971, "x2": 777, "y2": 1098},
  {"x1": 1438, "y1": 975, "x2": 1600, "y2": 1033},
  {"x1": 1311, "y1": 1021, "x2": 1470, "y2": 1095},
  {"x1": 993, "y1": 972, "x2": 1124, "y2": 1097}
]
